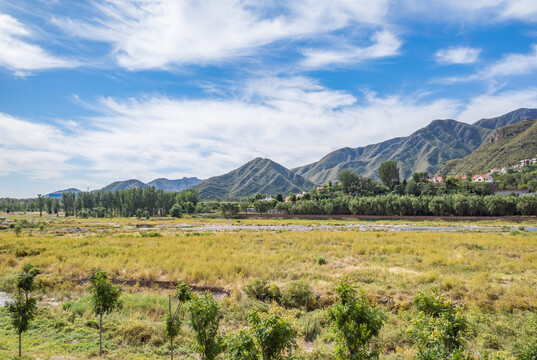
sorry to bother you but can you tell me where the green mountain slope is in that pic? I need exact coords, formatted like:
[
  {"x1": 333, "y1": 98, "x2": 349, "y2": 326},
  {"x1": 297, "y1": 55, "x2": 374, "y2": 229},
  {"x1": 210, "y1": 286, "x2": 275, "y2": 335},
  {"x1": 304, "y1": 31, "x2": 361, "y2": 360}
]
[
  {"x1": 294, "y1": 120, "x2": 491, "y2": 184},
  {"x1": 438, "y1": 119, "x2": 537, "y2": 176},
  {"x1": 192, "y1": 158, "x2": 315, "y2": 200}
]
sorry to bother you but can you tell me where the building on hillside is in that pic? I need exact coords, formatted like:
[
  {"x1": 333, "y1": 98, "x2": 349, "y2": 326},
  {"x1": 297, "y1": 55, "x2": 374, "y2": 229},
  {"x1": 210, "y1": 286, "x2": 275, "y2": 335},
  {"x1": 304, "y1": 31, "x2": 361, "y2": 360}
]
[
  {"x1": 429, "y1": 176, "x2": 443, "y2": 183},
  {"x1": 499, "y1": 167, "x2": 508, "y2": 174},
  {"x1": 453, "y1": 174, "x2": 467, "y2": 180},
  {"x1": 493, "y1": 188, "x2": 531, "y2": 196},
  {"x1": 489, "y1": 168, "x2": 501, "y2": 174},
  {"x1": 472, "y1": 174, "x2": 494, "y2": 183},
  {"x1": 532, "y1": 158, "x2": 537, "y2": 165},
  {"x1": 521, "y1": 159, "x2": 532, "y2": 167},
  {"x1": 316, "y1": 186, "x2": 326, "y2": 191}
]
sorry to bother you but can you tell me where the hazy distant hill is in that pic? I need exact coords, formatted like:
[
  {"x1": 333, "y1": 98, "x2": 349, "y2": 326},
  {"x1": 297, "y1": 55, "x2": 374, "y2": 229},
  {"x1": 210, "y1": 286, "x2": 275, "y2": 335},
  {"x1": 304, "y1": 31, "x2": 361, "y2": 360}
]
[
  {"x1": 438, "y1": 119, "x2": 537, "y2": 175},
  {"x1": 293, "y1": 108, "x2": 535, "y2": 184},
  {"x1": 45, "y1": 188, "x2": 82, "y2": 198},
  {"x1": 193, "y1": 157, "x2": 315, "y2": 200},
  {"x1": 100, "y1": 179, "x2": 146, "y2": 192},
  {"x1": 97, "y1": 177, "x2": 203, "y2": 193},
  {"x1": 145, "y1": 177, "x2": 202, "y2": 192}
]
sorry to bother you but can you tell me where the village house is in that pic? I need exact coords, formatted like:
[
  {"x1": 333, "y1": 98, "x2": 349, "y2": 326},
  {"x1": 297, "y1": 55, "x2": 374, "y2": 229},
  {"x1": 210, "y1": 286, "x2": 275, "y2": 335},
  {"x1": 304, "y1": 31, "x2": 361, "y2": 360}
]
[
  {"x1": 429, "y1": 176, "x2": 443, "y2": 183},
  {"x1": 472, "y1": 174, "x2": 494, "y2": 183}
]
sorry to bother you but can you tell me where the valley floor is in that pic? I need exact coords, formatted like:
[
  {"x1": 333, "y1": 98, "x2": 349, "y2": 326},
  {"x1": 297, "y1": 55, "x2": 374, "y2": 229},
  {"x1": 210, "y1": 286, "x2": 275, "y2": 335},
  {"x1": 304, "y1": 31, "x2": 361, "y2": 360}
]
[{"x1": 1, "y1": 213, "x2": 536, "y2": 359}]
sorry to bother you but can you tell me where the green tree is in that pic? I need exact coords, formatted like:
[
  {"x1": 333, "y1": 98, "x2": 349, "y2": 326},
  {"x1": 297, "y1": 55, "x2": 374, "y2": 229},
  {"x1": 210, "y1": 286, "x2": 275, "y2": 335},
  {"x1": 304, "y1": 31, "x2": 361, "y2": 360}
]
[
  {"x1": 378, "y1": 161, "x2": 400, "y2": 191},
  {"x1": 338, "y1": 170, "x2": 360, "y2": 194},
  {"x1": 6, "y1": 263, "x2": 40, "y2": 359},
  {"x1": 62, "y1": 191, "x2": 76, "y2": 217},
  {"x1": 88, "y1": 269, "x2": 123, "y2": 356},
  {"x1": 188, "y1": 292, "x2": 221, "y2": 360},
  {"x1": 37, "y1": 194, "x2": 44, "y2": 217},
  {"x1": 170, "y1": 203, "x2": 183, "y2": 218},
  {"x1": 411, "y1": 292, "x2": 468, "y2": 360},
  {"x1": 249, "y1": 306, "x2": 296, "y2": 360},
  {"x1": 328, "y1": 278, "x2": 385, "y2": 360},
  {"x1": 220, "y1": 202, "x2": 239, "y2": 217},
  {"x1": 166, "y1": 281, "x2": 192, "y2": 360}
]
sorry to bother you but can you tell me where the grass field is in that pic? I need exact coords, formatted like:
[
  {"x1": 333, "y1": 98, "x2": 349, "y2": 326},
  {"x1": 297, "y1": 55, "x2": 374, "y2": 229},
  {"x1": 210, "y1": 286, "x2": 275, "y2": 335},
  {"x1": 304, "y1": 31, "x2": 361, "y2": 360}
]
[{"x1": 1, "y1": 213, "x2": 537, "y2": 359}]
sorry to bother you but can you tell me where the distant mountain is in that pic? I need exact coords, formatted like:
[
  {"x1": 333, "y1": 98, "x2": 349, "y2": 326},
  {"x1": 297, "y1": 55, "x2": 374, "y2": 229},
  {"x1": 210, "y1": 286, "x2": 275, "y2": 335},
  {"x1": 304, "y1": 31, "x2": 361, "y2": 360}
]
[
  {"x1": 438, "y1": 119, "x2": 537, "y2": 176},
  {"x1": 45, "y1": 188, "x2": 82, "y2": 198},
  {"x1": 98, "y1": 177, "x2": 202, "y2": 192},
  {"x1": 146, "y1": 177, "x2": 203, "y2": 192},
  {"x1": 192, "y1": 157, "x2": 315, "y2": 200},
  {"x1": 473, "y1": 108, "x2": 537, "y2": 130},
  {"x1": 293, "y1": 108, "x2": 536, "y2": 184},
  {"x1": 100, "y1": 179, "x2": 146, "y2": 192}
]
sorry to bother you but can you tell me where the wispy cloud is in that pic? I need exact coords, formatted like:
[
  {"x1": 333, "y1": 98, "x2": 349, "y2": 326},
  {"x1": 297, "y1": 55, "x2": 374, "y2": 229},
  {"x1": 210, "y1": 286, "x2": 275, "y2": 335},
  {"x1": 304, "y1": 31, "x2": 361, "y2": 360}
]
[
  {"x1": 0, "y1": 76, "x2": 461, "y2": 186},
  {"x1": 0, "y1": 13, "x2": 76, "y2": 74},
  {"x1": 300, "y1": 30, "x2": 402, "y2": 69},
  {"x1": 52, "y1": 0, "x2": 393, "y2": 70},
  {"x1": 435, "y1": 46, "x2": 481, "y2": 65},
  {"x1": 438, "y1": 44, "x2": 537, "y2": 83}
]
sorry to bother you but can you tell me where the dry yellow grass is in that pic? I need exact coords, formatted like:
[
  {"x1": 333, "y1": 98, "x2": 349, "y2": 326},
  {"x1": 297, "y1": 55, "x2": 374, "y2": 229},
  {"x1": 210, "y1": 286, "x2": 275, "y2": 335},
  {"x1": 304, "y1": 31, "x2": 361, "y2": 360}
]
[{"x1": 1, "y1": 216, "x2": 536, "y2": 310}]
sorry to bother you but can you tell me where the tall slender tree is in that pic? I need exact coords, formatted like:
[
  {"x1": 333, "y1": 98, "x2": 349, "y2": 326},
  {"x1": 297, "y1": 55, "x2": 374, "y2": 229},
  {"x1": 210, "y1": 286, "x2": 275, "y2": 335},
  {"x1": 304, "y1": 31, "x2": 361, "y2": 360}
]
[
  {"x1": 7, "y1": 264, "x2": 40, "y2": 359},
  {"x1": 87, "y1": 269, "x2": 122, "y2": 356}
]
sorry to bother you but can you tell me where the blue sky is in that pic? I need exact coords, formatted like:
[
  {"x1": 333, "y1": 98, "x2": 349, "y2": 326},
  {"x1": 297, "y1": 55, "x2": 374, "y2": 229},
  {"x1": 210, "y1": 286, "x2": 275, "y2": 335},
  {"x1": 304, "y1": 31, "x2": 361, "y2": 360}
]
[{"x1": 2, "y1": 0, "x2": 537, "y2": 197}]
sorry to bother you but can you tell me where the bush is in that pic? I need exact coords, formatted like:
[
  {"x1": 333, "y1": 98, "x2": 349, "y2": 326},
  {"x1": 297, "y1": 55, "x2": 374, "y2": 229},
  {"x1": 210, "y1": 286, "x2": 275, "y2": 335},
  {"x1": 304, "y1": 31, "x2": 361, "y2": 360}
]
[
  {"x1": 317, "y1": 257, "x2": 327, "y2": 265},
  {"x1": 170, "y1": 204, "x2": 183, "y2": 218},
  {"x1": 411, "y1": 292, "x2": 468, "y2": 359},
  {"x1": 281, "y1": 280, "x2": 315, "y2": 310},
  {"x1": 244, "y1": 279, "x2": 270, "y2": 301}
]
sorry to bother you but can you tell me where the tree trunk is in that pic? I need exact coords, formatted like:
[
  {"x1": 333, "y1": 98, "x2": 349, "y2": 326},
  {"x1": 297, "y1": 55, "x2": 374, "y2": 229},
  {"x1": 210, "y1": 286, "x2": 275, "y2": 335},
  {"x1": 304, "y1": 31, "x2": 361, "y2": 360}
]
[
  {"x1": 19, "y1": 331, "x2": 21, "y2": 359},
  {"x1": 99, "y1": 313, "x2": 103, "y2": 356},
  {"x1": 171, "y1": 338, "x2": 174, "y2": 360}
]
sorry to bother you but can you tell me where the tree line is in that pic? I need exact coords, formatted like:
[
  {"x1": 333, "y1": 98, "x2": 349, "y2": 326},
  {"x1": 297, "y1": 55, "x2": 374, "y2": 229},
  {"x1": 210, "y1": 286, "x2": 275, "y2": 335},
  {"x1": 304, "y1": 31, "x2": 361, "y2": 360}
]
[{"x1": 6, "y1": 266, "x2": 536, "y2": 359}]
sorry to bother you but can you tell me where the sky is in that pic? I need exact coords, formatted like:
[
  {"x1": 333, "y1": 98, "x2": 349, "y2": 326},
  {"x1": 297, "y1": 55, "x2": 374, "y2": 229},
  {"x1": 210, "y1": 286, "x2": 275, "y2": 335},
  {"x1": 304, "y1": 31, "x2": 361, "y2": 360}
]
[{"x1": 2, "y1": 1, "x2": 537, "y2": 198}]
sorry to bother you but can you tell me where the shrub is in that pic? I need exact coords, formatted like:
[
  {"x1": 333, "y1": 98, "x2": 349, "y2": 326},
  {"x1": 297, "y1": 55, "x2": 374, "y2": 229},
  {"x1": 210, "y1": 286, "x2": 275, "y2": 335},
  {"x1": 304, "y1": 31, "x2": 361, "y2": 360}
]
[
  {"x1": 244, "y1": 279, "x2": 270, "y2": 301},
  {"x1": 411, "y1": 292, "x2": 468, "y2": 359},
  {"x1": 170, "y1": 204, "x2": 183, "y2": 218},
  {"x1": 225, "y1": 329, "x2": 258, "y2": 360},
  {"x1": 317, "y1": 257, "x2": 327, "y2": 265},
  {"x1": 281, "y1": 280, "x2": 315, "y2": 310},
  {"x1": 328, "y1": 278, "x2": 385, "y2": 359},
  {"x1": 249, "y1": 306, "x2": 296, "y2": 360}
]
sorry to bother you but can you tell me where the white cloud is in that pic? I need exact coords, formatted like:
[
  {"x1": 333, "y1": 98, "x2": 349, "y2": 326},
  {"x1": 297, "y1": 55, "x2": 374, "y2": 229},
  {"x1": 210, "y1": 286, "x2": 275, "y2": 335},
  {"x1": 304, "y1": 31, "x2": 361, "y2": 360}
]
[
  {"x1": 0, "y1": 77, "x2": 461, "y2": 186},
  {"x1": 435, "y1": 47, "x2": 481, "y2": 65},
  {"x1": 0, "y1": 13, "x2": 76, "y2": 73},
  {"x1": 52, "y1": 0, "x2": 393, "y2": 70},
  {"x1": 438, "y1": 44, "x2": 537, "y2": 83},
  {"x1": 301, "y1": 30, "x2": 402, "y2": 69},
  {"x1": 397, "y1": 0, "x2": 537, "y2": 22}
]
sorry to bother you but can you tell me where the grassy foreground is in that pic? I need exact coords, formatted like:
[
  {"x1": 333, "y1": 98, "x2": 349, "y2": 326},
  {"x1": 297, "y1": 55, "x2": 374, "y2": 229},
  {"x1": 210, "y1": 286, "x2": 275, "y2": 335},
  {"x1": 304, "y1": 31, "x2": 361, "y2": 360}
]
[{"x1": 1, "y1": 214, "x2": 537, "y2": 359}]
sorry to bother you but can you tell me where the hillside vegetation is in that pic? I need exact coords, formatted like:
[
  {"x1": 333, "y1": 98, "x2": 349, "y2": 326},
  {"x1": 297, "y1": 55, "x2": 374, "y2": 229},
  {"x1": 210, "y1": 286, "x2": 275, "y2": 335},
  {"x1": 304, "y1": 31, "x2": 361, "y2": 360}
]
[
  {"x1": 192, "y1": 157, "x2": 314, "y2": 200},
  {"x1": 439, "y1": 119, "x2": 537, "y2": 176}
]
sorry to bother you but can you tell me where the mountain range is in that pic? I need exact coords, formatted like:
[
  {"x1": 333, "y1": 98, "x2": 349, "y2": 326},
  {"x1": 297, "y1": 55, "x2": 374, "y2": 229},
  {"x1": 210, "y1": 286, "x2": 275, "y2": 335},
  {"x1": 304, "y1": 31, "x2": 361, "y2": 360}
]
[
  {"x1": 293, "y1": 108, "x2": 537, "y2": 184},
  {"x1": 47, "y1": 108, "x2": 537, "y2": 200}
]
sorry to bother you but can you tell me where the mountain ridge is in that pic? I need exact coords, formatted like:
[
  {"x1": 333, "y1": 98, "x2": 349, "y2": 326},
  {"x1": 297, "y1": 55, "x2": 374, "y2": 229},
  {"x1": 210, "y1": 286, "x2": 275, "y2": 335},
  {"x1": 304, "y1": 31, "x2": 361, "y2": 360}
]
[{"x1": 192, "y1": 157, "x2": 315, "y2": 200}]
